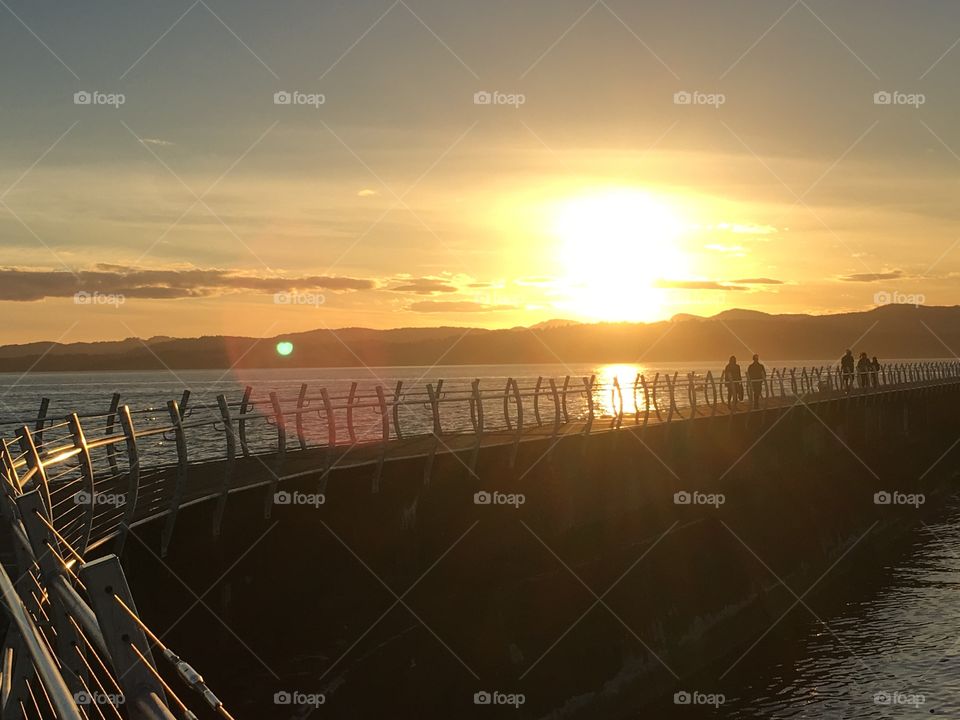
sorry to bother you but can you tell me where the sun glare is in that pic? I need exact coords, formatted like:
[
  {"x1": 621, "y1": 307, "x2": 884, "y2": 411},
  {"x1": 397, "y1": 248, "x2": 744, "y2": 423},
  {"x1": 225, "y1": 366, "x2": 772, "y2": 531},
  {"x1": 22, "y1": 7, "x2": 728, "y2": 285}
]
[{"x1": 551, "y1": 189, "x2": 690, "y2": 322}]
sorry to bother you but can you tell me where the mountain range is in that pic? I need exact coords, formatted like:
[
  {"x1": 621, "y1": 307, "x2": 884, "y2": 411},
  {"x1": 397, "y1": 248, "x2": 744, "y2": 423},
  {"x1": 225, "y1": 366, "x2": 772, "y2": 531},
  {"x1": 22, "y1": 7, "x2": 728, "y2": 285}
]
[{"x1": 2, "y1": 305, "x2": 957, "y2": 372}]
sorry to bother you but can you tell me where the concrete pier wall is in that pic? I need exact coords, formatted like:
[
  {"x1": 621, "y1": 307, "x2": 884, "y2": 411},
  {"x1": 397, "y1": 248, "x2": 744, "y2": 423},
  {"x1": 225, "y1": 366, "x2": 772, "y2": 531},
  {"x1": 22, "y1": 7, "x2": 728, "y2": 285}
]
[{"x1": 121, "y1": 382, "x2": 960, "y2": 718}]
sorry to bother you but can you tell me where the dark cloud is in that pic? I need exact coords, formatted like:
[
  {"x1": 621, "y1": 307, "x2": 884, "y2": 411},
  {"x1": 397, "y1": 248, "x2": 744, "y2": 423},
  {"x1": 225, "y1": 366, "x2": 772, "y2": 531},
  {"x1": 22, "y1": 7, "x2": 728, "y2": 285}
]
[
  {"x1": 839, "y1": 270, "x2": 904, "y2": 282},
  {"x1": 732, "y1": 278, "x2": 784, "y2": 285},
  {"x1": 410, "y1": 301, "x2": 517, "y2": 313},
  {"x1": 390, "y1": 278, "x2": 458, "y2": 295},
  {"x1": 655, "y1": 280, "x2": 748, "y2": 291},
  {"x1": 0, "y1": 267, "x2": 375, "y2": 301}
]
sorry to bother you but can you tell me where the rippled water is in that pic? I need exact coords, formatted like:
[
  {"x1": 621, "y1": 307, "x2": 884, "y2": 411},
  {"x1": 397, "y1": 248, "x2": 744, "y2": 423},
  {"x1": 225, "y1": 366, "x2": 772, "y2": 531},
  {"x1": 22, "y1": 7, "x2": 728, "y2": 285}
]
[{"x1": 707, "y1": 498, "x2": 960, "y2": 718}]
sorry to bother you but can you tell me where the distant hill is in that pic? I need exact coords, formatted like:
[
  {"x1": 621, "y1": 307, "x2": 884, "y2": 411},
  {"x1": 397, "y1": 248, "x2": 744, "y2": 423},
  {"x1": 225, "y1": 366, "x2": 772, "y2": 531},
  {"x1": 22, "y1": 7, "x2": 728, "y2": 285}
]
[{"x1": 0, "y1": 305, "x2": 956, "y2": 372}]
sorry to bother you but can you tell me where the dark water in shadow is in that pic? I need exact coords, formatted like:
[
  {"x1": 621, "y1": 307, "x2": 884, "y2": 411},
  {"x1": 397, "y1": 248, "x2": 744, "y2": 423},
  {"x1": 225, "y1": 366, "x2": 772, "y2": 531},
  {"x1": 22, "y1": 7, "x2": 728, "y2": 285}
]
[{"x1": 653, "y1": 497, "x2": 960, "y2": 718}]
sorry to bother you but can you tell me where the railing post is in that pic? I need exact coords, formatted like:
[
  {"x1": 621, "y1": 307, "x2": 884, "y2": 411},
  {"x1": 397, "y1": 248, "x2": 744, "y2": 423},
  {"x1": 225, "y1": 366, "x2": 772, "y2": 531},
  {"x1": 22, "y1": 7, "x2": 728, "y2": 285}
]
[
  {"x1": 295, "y1": 383, "x2": 308, "y2": 451},
  {"x1": 115, "y1": 406, "x2": 139, "y2": 556},
  {"x1": 34, "y1": 397, "x2": 50, "y2": 451},
  {"x1": 583, "y1": 375, "x2": 595, "y2": 434},
  {"x1": 686, "y1": 373, "x2": 697, "y2": 417},
  {"x1": 650, "y1": 373, "x2": 662, "y2": 422},
  {"x1": 67, "y1": 412, "x2": 96, "y2": 556},
  {"x1": 160, "y1": 399, "x2": 187, "y2": 558},
  {"x1": 612, "y1": 377, "x2": 624, "y2": 428},
  {"x1": 104, "y1": 392, "x2": 122, "y2": 475},
  {"x1": 213, "y1": 395, "x2": 235, "y2": 538},
  {"x1": 16, "y1": 427, "x2": 50, "y2": 515},
  {"x1": 320, "y1": 387, "x2": 336, "y2": 481},
  {"x1": 346, "y1": 382, "x2": 358, "y2": 445},
  {"x1": 533, "y1": 376, "x2": 543, "y2": 427},
  {"x1": 560, "y1": 376, "x2": 571, "y2": 423},
  {"x1": 469, "y1": 379, "x2": 484, "y2": 477},
  {"x1": 706, "y1": 370, "x2": 718, "y2": 416},
  {"x1": 665, "y1": 373, "x2": 677, "y2": 422},
  {"x1": 548, "y1": 378, "x2": 561, "y2": 447},
  {"x1": 510, "y1": 377, "x2": 523, "y2": 468},
  {"x1": 266, "y1": 392, "x2": 286, "y2": 519},
  {"x1": 423, "y1": 382, "x2": 443, "y2": 485},
  {"x1": 79, "y1": 555, "x2": 170, "y2": 715},
  {"x1": 373, "y1": 386, "x2": 389, "y2": 493},
  {"x1": 392, "y1": 381, "x2": 404, "y2": 441},
  {"x1": 238, "y1": 386, "x2": 253, "y2": 458}
]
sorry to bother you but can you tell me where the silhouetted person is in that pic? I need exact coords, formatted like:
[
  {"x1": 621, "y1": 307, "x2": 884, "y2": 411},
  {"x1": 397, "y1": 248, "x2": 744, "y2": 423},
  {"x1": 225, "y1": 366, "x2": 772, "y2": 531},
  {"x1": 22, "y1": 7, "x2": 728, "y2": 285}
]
[
  {"x1": 840, "y1": 349, "x2": 855, "y2": 391},
  {"x1": 857, "y1": 352, "x2": 872, "y2": 389},
  {"x1": 747, "y1": 354, "x2": 767, "y2": 409},
  {"x1": 722, "y1": 355, "x2": 742, "y2": 410},
  {"x1": 871, "y1": 356, "x2": 881, "y2": 387}
]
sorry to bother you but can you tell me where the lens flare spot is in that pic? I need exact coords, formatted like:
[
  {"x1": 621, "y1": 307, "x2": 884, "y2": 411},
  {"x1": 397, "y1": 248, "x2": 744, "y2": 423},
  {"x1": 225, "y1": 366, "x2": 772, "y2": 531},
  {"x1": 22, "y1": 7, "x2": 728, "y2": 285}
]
[{"x1": 276, "y1": 341, "x2": 294, "y2": 356}]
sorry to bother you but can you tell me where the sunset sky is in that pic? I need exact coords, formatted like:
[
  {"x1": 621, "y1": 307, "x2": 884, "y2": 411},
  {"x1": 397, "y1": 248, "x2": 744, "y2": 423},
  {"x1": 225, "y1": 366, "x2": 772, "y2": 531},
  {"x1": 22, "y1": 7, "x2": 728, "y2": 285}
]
[{"x1": 2, "y1": 0, "x2": 958, "y2": 343}]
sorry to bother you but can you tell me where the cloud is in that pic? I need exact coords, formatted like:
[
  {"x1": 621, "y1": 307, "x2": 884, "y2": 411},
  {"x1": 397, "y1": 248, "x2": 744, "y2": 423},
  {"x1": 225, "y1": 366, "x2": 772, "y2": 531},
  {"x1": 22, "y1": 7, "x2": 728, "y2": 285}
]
[
  {"x1": 838, "y1": 270, "x2": 904, "y2": 282},
  {"x1": 732, "y1": 278, "x2": 784, "y2": 285},
  {"x1": 390, "y1": 278, "x2": 458, "y2": 295},
  {"x1": 655, "y1": 279, "x2": 748, "y2": 291},
  {"x1": 357, "y1": 189, "x2": 378, "y2": 197},
  {"x1": 0, "y1": 267, "x2": 376, "y2": 301},
  {"x1": 409, "y1": 301, "x2": 517, "y2": 313},
  {"x1": 140, "y1": 138, "x2": 174, "y2": 147}
]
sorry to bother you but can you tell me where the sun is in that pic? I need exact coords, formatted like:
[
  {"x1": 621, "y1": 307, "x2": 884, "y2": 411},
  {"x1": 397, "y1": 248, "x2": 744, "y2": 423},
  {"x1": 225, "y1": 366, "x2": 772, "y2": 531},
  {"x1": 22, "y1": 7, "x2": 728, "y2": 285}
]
[{"x1": 551, "y1": 188, "x2": 690, "y2": 322}]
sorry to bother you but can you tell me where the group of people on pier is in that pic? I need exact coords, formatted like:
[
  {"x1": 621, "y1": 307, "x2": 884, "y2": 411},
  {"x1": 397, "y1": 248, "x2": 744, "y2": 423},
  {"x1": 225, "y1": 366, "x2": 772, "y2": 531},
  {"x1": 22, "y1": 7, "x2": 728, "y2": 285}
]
[{"x1": 721, "y1": 350, "x2": 882, "y2": 411}]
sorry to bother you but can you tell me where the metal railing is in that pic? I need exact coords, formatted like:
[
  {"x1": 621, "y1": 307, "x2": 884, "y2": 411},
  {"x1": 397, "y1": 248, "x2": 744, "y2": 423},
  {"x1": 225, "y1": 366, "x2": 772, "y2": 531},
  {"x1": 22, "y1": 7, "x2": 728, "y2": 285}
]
[{"x1": 0, "y1": 360, "x2": 958, "y2": 716}]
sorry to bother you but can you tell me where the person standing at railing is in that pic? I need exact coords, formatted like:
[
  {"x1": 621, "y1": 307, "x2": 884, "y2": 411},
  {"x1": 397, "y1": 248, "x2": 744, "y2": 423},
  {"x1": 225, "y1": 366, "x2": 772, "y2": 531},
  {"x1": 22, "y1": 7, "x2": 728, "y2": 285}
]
[
  {"x1": 840, "y1": 349, "x2": 855, "y2": 391},
  {"x1": 871, "y1": 356, "x2": 881, "y2": 387},
  {"x1": 722, "y1": 356, "x2": 743, "y2": 410},
  {"x1": 857, "y1": 352, "x2": 872, "y2": 389},
  {"x1": 747, "y1": 354, "x2": 766, "y2": 409}
]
